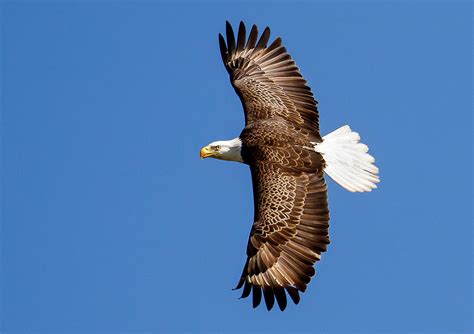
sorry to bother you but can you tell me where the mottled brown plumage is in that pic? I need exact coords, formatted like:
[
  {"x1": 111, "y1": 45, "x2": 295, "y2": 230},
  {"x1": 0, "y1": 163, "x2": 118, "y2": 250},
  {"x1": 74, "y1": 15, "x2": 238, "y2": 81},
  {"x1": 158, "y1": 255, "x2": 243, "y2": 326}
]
[{"x1": 219, "y1": 21, "x2": 331, "y2": 311}]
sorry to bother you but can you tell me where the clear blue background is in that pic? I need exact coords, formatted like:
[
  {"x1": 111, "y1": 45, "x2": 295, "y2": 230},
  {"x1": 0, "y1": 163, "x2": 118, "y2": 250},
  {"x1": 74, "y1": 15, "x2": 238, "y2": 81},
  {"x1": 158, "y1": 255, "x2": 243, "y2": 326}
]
[{"x1": 1, "y1": 1, "x2": 472, "y2": 333}]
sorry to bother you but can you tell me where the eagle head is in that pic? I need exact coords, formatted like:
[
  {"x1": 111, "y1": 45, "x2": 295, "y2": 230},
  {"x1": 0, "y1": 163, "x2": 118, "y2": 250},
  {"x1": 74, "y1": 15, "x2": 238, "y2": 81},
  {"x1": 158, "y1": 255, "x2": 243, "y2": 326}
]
[{"x1": 200, "y1": 138, "x2": 243, "y2": 163}]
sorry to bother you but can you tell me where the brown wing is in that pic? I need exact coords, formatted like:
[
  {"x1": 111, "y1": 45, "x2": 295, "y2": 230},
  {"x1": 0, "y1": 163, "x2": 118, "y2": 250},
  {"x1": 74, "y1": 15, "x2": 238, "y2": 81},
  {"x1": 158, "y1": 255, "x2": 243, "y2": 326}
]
[
  {"x1": 219, "y1": 21, "x2": 321, "y2": 138},
  {"x1": 235, "y1": 161, "x2": 330, "y2": 311}
]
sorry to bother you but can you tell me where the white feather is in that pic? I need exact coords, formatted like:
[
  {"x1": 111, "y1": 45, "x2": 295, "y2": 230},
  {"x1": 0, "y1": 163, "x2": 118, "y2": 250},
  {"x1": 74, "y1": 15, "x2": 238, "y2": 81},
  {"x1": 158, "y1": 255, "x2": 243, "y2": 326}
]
[
  {"x1": 209, "y1": 138, "x2": 243, "y2": 163},
  {"x1": 315, "y1": 125, "x2": 380, "y2": 192}
]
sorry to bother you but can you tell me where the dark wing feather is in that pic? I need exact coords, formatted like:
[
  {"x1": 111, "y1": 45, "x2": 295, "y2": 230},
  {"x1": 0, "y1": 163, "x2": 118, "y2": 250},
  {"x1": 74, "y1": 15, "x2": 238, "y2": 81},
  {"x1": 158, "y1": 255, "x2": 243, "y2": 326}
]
[
  {"x1": 235, "y1": 161, "x2": 330, "y2": 311},
  {"x1": 252, "y1": 285, "x2": 262, "y2": 308},
  {"x1": 225, "y1": 21, "x2": 236, "y2": 55},
  {"x1": 219, "y1": 21, "x2": 320, "y2": 136},
  {"x1": 236, "y1": 21, "x2": 246, "y2": 52},
  {"x1": 274, "y1": 287, "x2": 287, "y2": 311},
  {"x1": 246, "y1": 25, "x2": 258, "y2": 50}
]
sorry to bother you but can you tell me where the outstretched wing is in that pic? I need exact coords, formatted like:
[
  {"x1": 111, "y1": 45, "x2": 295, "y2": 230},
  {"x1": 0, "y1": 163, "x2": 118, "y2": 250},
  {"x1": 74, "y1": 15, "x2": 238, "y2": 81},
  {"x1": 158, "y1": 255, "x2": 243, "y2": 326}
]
[
  {"x1": 219, "y1": 21, "x2": 321, "y2": 137},
  {"x1": 235, "y1": 161, "x2": 330, "y2": 311}
]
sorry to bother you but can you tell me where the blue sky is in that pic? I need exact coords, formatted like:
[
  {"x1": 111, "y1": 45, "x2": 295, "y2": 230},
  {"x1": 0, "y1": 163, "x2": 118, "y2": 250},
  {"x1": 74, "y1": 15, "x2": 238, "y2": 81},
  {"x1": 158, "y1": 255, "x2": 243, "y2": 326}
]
[{"x1": 1, "y1": 1, "x2": 472, "y2": 333}]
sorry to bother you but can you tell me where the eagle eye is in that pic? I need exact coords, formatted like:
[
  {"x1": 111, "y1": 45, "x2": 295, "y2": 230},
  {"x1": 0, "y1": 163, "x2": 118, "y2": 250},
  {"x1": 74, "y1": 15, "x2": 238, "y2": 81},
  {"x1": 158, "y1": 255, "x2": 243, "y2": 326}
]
[{"x1": 213, "y1": 145, "x2": 221, "y2": 151}]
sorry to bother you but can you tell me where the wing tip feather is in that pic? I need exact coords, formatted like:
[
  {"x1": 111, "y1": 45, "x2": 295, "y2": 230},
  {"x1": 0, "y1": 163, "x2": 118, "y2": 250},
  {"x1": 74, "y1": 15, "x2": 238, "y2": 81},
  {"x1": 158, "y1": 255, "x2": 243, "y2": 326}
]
[{"x1": 235, "y1": 280, "x2": 305, "y2": 311}]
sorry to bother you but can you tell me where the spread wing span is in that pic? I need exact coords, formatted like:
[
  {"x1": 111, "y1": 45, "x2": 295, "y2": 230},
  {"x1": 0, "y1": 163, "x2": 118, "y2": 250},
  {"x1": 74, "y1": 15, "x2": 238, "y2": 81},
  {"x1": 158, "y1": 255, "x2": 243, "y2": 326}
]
[
  {"x1": 219, "y1": 21, "x2": 321, "y2": 136},
  {"x1": 221, "y1": 22, "x2": 331, "y2": 311}
]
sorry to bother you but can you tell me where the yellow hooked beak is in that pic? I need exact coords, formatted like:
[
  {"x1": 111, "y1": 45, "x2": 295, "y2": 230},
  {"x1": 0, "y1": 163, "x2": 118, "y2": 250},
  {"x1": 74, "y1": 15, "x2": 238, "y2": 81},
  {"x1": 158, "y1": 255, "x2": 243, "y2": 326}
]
[{"x1": 200, "y1": 146, "x2": 214, "y2": 159}]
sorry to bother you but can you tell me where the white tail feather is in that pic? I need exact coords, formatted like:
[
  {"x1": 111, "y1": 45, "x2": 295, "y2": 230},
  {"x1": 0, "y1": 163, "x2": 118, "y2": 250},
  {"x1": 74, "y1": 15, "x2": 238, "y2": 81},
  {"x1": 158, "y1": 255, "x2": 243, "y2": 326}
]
[{"x1": 315, "y1": 125, "x2": 380, "y2": 192}]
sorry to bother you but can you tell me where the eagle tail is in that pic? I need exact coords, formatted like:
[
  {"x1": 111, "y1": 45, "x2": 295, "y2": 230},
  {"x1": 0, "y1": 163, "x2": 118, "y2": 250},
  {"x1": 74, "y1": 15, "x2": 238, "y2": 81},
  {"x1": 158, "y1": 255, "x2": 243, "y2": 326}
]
[{"x1": 314, "y1": 125, "x2": 380, "y2": 192}]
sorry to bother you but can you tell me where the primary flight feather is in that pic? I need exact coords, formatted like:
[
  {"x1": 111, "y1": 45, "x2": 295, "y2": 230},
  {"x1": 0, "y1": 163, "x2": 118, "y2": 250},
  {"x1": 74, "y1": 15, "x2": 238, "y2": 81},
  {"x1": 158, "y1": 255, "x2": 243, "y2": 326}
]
[{"x1": 200, "y1": 21, "x2": 380, "y2": 311}]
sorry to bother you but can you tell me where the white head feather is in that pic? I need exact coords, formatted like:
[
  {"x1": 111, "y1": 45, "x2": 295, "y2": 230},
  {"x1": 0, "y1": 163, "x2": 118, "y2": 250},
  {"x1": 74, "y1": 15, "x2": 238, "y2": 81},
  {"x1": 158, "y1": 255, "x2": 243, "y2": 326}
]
[{"x1": 205, "y1": 137, "x2": 243, "y2": 163}]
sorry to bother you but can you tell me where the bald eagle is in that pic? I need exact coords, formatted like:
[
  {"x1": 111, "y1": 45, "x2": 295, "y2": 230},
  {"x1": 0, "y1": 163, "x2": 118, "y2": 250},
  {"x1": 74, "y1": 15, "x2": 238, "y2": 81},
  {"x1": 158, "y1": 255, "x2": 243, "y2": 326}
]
[{"x1": 200, "y1": 22, "x2": 379, "y2": 311}]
